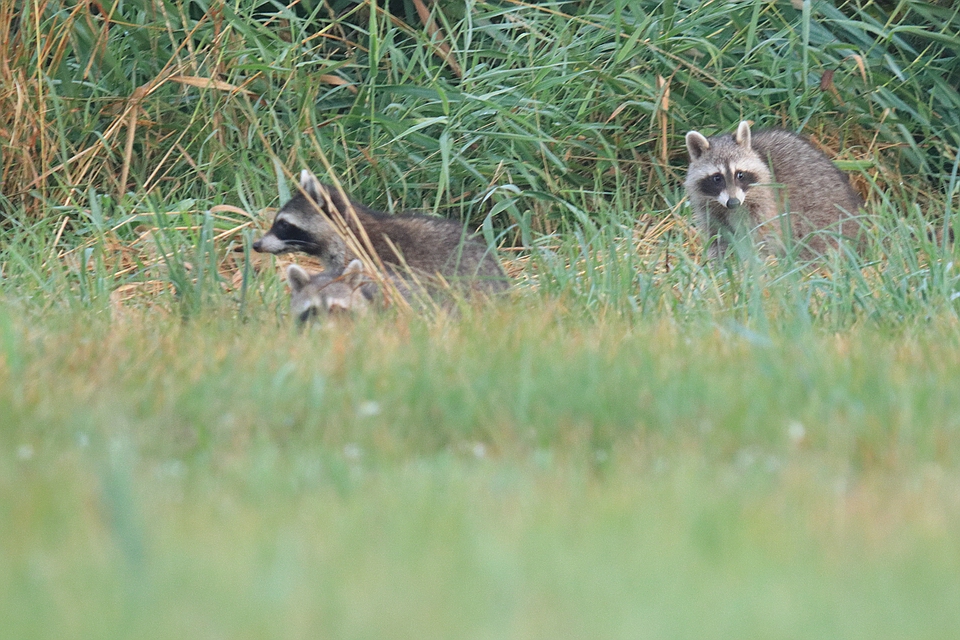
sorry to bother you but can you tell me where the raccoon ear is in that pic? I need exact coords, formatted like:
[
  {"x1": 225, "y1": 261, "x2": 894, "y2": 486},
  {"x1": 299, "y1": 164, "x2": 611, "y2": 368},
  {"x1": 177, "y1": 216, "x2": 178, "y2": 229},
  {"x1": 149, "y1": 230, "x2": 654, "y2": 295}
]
[
  {"x1": 685, "y1": 131, "x2": 710, "y2": 160},
  {"x1": 299, "y1": 170, "x2": 327, "y2": 204},
  {"x1": 286, "y1": 264, "x2": 312, "y2": 293},
  {"x1": 341, "y1": 259, "x2": 368, "y2": 288},
  {"x1": 734, "y1": 121, "x2": 752, "y2": 149}
]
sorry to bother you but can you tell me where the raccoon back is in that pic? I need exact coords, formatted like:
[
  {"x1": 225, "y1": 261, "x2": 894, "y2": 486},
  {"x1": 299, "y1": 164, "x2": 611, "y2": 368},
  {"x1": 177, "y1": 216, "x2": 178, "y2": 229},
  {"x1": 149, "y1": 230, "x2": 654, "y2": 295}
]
[
  {"x1": 751, "y1": 129, "x2": 862, "y2": 235},
  {"x1": 354, "y1": 210, "x2": 508, "y2": 293}
]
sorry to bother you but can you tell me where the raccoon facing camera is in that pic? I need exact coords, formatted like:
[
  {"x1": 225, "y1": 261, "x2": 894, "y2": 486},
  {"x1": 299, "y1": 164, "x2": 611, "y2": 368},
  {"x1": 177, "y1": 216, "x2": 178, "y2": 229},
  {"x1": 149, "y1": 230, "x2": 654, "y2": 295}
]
[{"x1": 684, "y1": 121, "x2": 864, "y2": 260}]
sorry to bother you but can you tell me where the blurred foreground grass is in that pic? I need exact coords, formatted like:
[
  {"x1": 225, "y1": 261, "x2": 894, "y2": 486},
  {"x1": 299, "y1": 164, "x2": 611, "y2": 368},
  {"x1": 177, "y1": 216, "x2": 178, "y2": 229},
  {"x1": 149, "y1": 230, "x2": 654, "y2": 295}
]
[{"x1": 2, "y1": 304, "x2": 959, "y2": 639}]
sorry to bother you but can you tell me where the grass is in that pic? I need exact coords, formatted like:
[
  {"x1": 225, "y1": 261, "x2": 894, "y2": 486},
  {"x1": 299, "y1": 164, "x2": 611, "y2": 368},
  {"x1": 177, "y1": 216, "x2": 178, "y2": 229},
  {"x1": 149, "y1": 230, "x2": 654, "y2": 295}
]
[
  {"x1": 2, "y1": 0, "x2": 960, "y2": 638},
  {"x1": 3, "y1": 308, "x2": 960, "y2": 638}
]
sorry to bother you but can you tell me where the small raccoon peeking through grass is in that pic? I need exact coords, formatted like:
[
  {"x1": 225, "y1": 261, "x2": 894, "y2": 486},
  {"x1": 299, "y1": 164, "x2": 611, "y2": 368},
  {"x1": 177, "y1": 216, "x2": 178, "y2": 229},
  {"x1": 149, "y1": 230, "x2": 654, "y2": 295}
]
[
  {"x1": 684, "y1": 121, "x2": 864, "y2": 260},
  {"x1": 286, "y1": 259, "x2": 413, "y2": 324},
  {"x1": 256, "y1": 170, "x2": 509, "y2": 294}
]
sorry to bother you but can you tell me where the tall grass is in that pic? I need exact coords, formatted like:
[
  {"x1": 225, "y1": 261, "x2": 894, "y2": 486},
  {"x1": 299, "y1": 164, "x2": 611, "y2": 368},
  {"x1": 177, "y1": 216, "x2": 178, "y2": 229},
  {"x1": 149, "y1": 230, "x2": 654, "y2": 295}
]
[{"x1": 1, "y1": 0, "x2": 959, "y2": 323}]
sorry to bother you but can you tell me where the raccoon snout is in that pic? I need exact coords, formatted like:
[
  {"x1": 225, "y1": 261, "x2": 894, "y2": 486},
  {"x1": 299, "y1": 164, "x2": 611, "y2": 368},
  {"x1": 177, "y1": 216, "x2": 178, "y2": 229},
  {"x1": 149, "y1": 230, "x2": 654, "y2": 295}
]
[
  {"x1": 725, "y1": 198, "x2": 741, "y2": 210},
  {"x1": 252, "y1": 238, "x2": 263, "y2": 252}
]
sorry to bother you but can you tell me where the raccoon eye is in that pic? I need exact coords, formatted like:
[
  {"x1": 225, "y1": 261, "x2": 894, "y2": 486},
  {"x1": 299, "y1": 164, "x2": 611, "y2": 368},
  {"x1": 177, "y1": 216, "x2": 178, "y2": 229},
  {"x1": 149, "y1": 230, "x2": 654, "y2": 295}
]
[
  {"x1": 736, "y1": 171, "x2": 745, "y2": 181},
  {"x1": 711, "y1": 174, "x2": 723, "y2": 184},
  {"x1": 274, "y1": 219, "x2": 289, "y2": 233},
  {"x1": 298, "y1": 307, "x2": 319, "y2": 324}
]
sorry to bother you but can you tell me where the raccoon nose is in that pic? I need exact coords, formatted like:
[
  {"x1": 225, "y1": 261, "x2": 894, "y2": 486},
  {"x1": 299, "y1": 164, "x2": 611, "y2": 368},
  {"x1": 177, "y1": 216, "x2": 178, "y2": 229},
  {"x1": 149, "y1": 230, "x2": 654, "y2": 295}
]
[
  {"x1": 726, "y1": 198, "x2": 741, "y2": 210},
  {"x1": 252, "y1": 238, "x2": 263, "y2": 252}
]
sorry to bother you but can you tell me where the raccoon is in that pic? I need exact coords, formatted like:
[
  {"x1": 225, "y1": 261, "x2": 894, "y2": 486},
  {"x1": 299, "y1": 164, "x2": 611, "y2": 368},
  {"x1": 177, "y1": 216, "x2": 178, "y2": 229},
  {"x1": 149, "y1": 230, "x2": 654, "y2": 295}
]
[
  {"x1": 684, "y1": 121, "x2": 863, "y2": 259},
  {"x1": 286, "y1": 259, "x2": 415, "y2": 324},
  {"x1": 287, "y1": 259, "x2": 378, "y2": 323},
  {"x1": 255, "y1": 170, "x2": 509, "y2": 293}
]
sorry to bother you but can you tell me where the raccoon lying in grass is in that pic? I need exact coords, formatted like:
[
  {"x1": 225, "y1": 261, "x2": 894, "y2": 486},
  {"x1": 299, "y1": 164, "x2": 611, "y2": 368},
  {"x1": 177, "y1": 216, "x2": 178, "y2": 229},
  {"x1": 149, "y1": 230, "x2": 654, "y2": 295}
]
[
  {"x1": 684, "y1": 121, "x2": 864, "y2": 260},
  {"x1": 256, "y1": 170, "x2": 509, "y2": 293},
  {"x1": 286, "y1": 259, "x2": 410, "y2": 323}
]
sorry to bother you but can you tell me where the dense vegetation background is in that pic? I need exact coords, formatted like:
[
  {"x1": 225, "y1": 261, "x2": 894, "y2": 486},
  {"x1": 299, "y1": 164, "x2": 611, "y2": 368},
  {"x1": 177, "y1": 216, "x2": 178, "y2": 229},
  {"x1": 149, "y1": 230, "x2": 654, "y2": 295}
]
[
  {"x1": 2, "y1": 2, "x2": 960, "y2": 638},
  {"x1": 1, "y1": 0, "x2": 959, "y2": 317}
]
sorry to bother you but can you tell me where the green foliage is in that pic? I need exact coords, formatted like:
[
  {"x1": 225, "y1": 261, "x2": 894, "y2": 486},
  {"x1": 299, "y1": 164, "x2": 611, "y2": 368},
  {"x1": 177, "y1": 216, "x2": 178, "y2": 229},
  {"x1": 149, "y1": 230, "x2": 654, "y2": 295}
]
[
  {"x1": 2, "y1": 307, "x2": 960, "y2": 638},
  {"x1": 2, "y1": 4, "x2": 960, "y2": 637},
  {"x1": 1, "y1": 0, "x2": 958, "y2": 323},
  {"x1": 4, "y1": 0, "x2": 959, "y2": 207}
]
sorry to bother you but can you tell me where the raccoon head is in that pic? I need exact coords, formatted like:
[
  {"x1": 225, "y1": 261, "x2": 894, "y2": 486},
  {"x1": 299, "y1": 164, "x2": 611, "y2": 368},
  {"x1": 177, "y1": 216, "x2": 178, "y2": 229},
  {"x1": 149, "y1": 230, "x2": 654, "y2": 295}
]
[
  {"x1": 685, "y1": 121, "x2": 768, "y2": 211},
  {"x1": 287, "y1": 259, "x2": 375, "y2": 324},
  {"x1": 253, "y1": 170, "x2": 349, "y2": 270}
]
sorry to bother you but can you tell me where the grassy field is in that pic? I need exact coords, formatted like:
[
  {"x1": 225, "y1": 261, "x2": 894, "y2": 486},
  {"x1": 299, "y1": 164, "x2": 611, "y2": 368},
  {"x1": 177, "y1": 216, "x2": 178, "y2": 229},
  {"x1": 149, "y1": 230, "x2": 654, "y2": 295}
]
[
  {"x1": 3, "y1": 0, "x2": 960, "y2": 638},
  {"x1": 4, "y1": 308, "x2": 960, "y2": 638}
]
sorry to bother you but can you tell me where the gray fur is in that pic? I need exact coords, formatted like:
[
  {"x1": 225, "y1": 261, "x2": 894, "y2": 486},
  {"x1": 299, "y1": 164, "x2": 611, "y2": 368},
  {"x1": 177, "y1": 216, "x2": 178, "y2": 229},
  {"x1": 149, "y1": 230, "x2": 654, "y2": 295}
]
[
  {"x1": 288, "y1": 260, "x2": 377, "y2": 322},
  {"x1": 255, "y1": 171, "x2": 509, "y2": 293},
  {"x1": 287, "y1": 259, "x2": 415, "y2": 324},
  {"x1": 684, "y1": 121, "x2": 863, "y2": 259}
]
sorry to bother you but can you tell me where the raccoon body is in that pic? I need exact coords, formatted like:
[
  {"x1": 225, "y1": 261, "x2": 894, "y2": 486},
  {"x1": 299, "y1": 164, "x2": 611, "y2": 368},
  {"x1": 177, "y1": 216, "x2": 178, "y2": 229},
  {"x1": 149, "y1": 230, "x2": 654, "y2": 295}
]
[
  {"x1": 255, "y1": 171, "x2": 509, "y2": 293},
  {"x1": 286, "y1": 259, "x2": 407, "y2": 323},
  {"x1": 684, "y1": 121, "x2": 863, "y2": 259}
]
